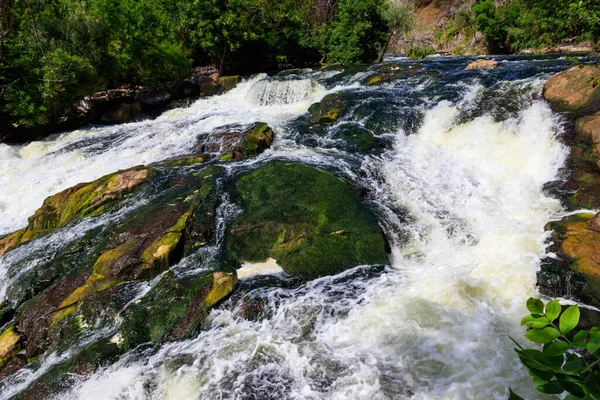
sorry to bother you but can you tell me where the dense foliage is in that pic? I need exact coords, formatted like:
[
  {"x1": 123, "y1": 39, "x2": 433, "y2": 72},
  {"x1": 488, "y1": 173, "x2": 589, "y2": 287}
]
[
  {"x1": 473, "y1": 0, "x2": 600, "y2": 53},
  {"x1": 0, "y1": 0, "x2": 405, "y2": 128},
  {"x1": 511, "y1": 298, "x2": 600, "y2": 399}
]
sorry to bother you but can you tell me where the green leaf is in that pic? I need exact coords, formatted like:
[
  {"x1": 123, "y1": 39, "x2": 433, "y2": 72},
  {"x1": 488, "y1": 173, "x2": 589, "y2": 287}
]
[
  {"x1": 544, "y1": 341, "x2": 570, "y2": 357},
  {"x1": 560, "y1": 305, "x2": 580, "y2": 334},
  {"x1": 587, "y1": 340, "x2": 600, "y2": 354},
  {"x1": 508, "y1": 389, "x2": 525, "y2": 400},
  {"x1": 546, "y1": 300, "x2": 562, "y2": 323},
  {"x1": 573, "y1": 330, "x2": 589, "y2": 348},
  {"x1": 522, "y1": 315, "x2": 550, "y2": 329},
  {"x1": 563, "y1": 353, "x2": 585, "y2": 374},
  {"x1": 536, "y1": 380, "x2": 565, "y2": 394},
  {"x1": 527, "y1": 297, "x2": 545, "y2": 314},
  {"x1": 525, "y1": 327, "x2": 561, "y2": 344},
  {"x1": 530, "y1": 367, "x2": 555, "y2": 385}
]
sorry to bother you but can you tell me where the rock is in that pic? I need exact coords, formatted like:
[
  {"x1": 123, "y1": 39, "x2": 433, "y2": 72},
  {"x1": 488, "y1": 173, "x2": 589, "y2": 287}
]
[
  {"x1": 0, "y1": 166, "x2": 155, "y2": 257},
  {"x1": 0, "y1": 165, "x2": 229, "y2": 373},
  {"x1": 100, "y1": 102, "x2": 145, "y2": 123},
  {"x1": 218, "y1": 75, "x2": 240, "y2": 92},
  {"x1": 465, "y1": 59, "x2": 499, "y2": 70},
  {"x1": 543, "y1": 65, "x2": 600, "y2": 115},
  {"x1": 198, "y1": 76, "x2": 221, "y2": 97},
  {"x1": 137, "y1": 91, "x2": 172, "y2": 107},
  {"x1": 309, "y1": 92, "x2": 350, "y2": 125},
  {"x1": 225, "y1": 162, "x2": 389, "y2": 278},
  {"x1": 576, "y1": 112, "x2": 600, "y2": 148},
  {"x1": 590, "y1": 212, "x2": 600, "y2": 232},
  {"x1": 121, "y1": 270, "x2": 236, "y2": 348},
  {"x1": 196, "y1": 122, "x2": 274, "y2": 161},
  {"x1": 546, "y1": 213, "x2": 600, "y2": 307},
  {"x1": 0, "y1": 327, "x2": 20, "y2": 367}
]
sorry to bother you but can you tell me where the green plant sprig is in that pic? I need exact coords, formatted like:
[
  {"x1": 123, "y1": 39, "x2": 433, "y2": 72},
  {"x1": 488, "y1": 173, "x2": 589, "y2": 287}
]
[{"x1": 510, "y1": 298, "x2": 600, "y2": 400}]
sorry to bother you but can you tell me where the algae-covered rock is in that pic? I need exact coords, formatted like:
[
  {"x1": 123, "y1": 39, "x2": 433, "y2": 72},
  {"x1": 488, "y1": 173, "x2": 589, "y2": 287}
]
[
  {"x1": 218, "y1": 75, "x2": 240, "y2": 92},
  {"x1": 121, "y1": 270, "x2": 236, "y2": 348},
  {"x1": 309, "y1": 92, "x2": 350, "y2": 125},
  {"x1": 0, "y1": 327, "x2": 20, "y2": 367},
  {"x1": 543, "y1": 65, "x2": 600, "y2": 115},
  {"x1": 0, "y1": 166, "x2": 155, "y2": 257},
  {"x1": 196, "y1": 122, "x2": 274, "y2": 162},
  {"x1": 226, "y1": 162, "x2": 389, "y2": 278}
]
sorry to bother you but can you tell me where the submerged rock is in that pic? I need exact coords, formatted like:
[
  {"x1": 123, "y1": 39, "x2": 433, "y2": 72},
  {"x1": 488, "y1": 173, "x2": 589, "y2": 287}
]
[
  {"x1": 225, "y1": 162, "x2": 389, "y2": 278},
  {"x1": 0, "y1": 166, "x2": 155, "y2": 256},
  {"x1": 465, "y1": 59, "x2": 499, "y2": 70},
  {"x1": 543, "y1": 65, "x2": 600, "y2": 115}
]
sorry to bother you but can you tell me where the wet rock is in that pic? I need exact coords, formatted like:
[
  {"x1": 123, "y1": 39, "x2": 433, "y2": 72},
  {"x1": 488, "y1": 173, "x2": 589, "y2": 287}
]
[
  {"x1": 590, "y1": 212, "x2": 600, "y2": 232},
  {"x1": 225, "y1": 161, "x2": 389, "y2": 278},
  {"x1": 0, "y1": 327, "x2": 20, "y2": 367},
  {"x1": 545, "y1": 213, "x2": 600, "y2": 307},
  {"x1": 100, "y1": 102, "x2": 146, "y2": 123},
  {"x1": 0, "y1": 166, "x2": 155, "y2": 257},
  {"x1": 138, "y1": 91, "x2": 172, "y2": 107},
  {"x1": 543, "y1": 65, "x2": 600, "y2": 115},
  {"x1": 465, "y1": 59, "x2": 498, "y2": 70},
  {"x1": 309, "y1": 92, "x2": 350, "y2": 125},
  {"x1": 576, "y1": 112, "x2": 600, "y2": 148},
  {"x1": 121, "y1": 270, "x2": 236, "y2": 348},
  {"x1": 218, "y1": 75, "x2": 240, "y2": 92},
  {"x1": 195, "y1": 122, "x2": 274, "y2": 162},
  {"x1": 198, "y1": 75, "x2": 222, "y2": 97},
  {"x1": 330, "y1": 124, "x2": 385, "y2": 153}
]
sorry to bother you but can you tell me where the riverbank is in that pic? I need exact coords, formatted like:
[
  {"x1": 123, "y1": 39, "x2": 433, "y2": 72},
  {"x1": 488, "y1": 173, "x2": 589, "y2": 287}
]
[{"x1": 539, "y1": 63, "x2": 600, "y2": 309}]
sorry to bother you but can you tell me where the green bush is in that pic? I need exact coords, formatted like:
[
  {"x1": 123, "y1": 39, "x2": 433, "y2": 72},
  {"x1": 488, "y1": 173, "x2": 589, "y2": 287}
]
[
  {"x1": 407, "y1": 46, "x2": 435, "y2": 59},
  {"x1": 510, "y1": 297, "x2": 600, "y2": 399}
]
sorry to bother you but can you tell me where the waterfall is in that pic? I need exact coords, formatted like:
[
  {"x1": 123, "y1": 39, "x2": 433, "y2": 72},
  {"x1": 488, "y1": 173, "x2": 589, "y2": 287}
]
[
  {"x1": 246, "y1": 77, "x2": 321, "y2": 106},
  {"x1": 0, "y1": 56, "x2": 577, "y2": 400}
]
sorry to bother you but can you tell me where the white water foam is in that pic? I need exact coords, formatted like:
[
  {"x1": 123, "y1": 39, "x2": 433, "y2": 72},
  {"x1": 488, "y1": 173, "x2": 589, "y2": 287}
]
[
  {"x1": 0, "y1": 75, "x2": 328, "y2": 236},
  {"x1": 53, "y1": 94, "x2": 568, "y2": 400}
]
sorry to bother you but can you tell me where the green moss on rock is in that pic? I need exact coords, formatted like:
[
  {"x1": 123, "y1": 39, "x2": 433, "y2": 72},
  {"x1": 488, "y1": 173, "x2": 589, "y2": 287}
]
[
  {"x1": 0, "y1": 166, "x2": 155, "y2": 257},
  {"x1": 121, "y1": 270, "x2": 236, "y2": 348},
  {"x1": 226, "y1": 162, "x2": 389, "y2": 278},
  {"x1": 309, "y1": 93, "x2": 350, "y2": 125}
]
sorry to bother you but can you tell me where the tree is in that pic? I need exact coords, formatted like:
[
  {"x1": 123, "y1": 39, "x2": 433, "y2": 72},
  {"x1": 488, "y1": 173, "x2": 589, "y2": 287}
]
[{"x1": 378, "y1": 1, "x2": 415, "y2": 63}]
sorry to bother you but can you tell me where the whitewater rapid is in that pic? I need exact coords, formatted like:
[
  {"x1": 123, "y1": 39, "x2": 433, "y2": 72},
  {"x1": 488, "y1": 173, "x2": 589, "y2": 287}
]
[{"x1": 0, "y1": 57, "x2": 572, "y2": 399}]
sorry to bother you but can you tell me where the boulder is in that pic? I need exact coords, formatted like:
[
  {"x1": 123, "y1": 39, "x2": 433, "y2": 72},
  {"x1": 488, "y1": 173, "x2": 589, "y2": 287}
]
[
  {"x1": 0, "y1": 166, "x2": 155, "y2": 257},
  {"x1": 218, "y1": 75, "x2": 240, "y2": 92},
  {"x1": 0, "y1": 165, "x2": 236, "y2": 381},
  {"x1": 137, "y1": 91, "x2": 172, "y2": 107},
  {"x1": 100, "y1": 102, "x2": 145, "y2": 124},
  {"x1": 465, "y1": 59, "x2": 499, "y2": 70},
  {"x1": 225, "y1": 162, "x2": 389, "y2": 278},
  {"x1": 195, "y1": 122, "x2": 274, "y2": 162},
  {"x1": 575, "y1": 112, "x2": 600, "y2": 148},
  {"x1": 309, "y1": 92, "x2": 350, "y2": 125},
  {"x1": 546, "y1": 213, "x2": 600, "y2": 307},
  {"x1": 543, "y1": 65, "x2": 600, "y2": 115}
]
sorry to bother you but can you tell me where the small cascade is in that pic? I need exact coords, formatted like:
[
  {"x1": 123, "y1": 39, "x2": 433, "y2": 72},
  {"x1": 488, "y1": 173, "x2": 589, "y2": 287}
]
[{"x1": 246, "y1": 77, "x2": 320, "y2": 106}]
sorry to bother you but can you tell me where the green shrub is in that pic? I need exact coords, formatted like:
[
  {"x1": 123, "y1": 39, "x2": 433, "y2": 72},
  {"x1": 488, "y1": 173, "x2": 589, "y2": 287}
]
[
  {"x1": 510, "y1": 297, "x2": 600, "y2": 399},
  {"x1": 407, "y1": 46, "x2": 435, "y2": 59}
]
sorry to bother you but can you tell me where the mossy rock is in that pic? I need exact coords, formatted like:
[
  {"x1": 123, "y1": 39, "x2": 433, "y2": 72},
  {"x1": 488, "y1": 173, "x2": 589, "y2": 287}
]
[
  {"x1": 331, "y1": 124, "x2": 385, "y2": 153},
  {"x1": 225, "y1": 162, "x2": 389, "y2": 278},
  {"x1": 543, "y1": 65, "x2": 600, "y2": 115},
  {"x1": 0, "y1": 166, "x2": 155, "y2": 257},
  {"x1": 309, "y1": 92, "x2": 350, "y2": 125},
  {"x1": 196, "y1": 122, "x2": 275, "y2": 162},
  {"x1": 121, "y1": 270, "x2": 236, "y2": 349},
  {"x1": 218, "y1": 75, "x2": 240, "y2": 92}
]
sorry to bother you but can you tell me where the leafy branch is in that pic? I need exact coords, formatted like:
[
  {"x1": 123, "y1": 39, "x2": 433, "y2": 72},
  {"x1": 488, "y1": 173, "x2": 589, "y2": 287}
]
[{"x1": 510, "y1": 298, "x2": 600, "y2": 400}]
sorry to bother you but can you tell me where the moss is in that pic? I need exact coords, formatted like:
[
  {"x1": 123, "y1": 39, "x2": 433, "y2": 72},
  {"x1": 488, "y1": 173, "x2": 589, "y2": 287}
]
[
  {"x1": 0, "y1": 166, "x2": 155, "y2": 257},
  {"x1": 366, "y1": 75, "x2": 383, "y2": 86},
  {"x1": 121, "y1": 271, "x2": 236, "y2": 348},
  {"x1": 226, "y1": 162, "x2": 389, "y2": 278},
  {"x1": 310, "y1": 93, "x2": 349, "y2": 126},
  {"x1": 0, "y1": 327, "x2": 20, "y2": 367},
  {"x1": 219, "y1": 153, "x2": 234, "y2": 162},
  {"x1": 218, "y1": 75, "x2": 240, "y2": 92},
  {"x1": 160, "y1": 155, "x2": 205, "y2": 167}
]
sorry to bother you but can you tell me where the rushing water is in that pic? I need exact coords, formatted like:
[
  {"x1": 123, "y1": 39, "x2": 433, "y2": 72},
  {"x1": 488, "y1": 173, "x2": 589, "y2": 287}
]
[{"x1": 0, "y1": 55, "x2": 585, "y2": 399}]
